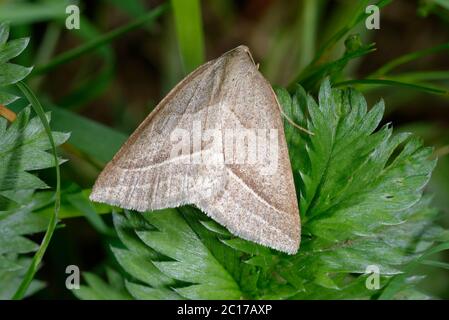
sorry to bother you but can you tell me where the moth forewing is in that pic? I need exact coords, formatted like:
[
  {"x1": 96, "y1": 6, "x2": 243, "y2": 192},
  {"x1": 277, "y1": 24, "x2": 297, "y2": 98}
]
[{"x1": 90, "y1": 45, "x2": 301, "y2": 254}]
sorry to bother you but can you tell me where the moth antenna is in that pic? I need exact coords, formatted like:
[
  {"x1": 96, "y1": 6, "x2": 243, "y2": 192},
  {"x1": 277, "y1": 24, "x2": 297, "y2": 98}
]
[
  {"x1": 273, "y1": 98, "x2": 314, "y2": 136},
  {"x1": 0, "y1": 104, "x2": 17, "y2": 123},
  {"x1": 280, "y1": 109, "x2": 314, "y2": 135}
]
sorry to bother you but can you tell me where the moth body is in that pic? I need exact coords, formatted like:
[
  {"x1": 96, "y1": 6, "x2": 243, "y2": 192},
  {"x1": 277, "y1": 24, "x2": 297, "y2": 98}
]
[{"x1": 90, "y1": 46, "x2": 301, "y2": 254}]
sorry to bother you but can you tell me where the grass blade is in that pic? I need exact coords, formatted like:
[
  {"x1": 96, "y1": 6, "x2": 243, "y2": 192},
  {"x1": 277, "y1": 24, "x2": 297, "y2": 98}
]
[
  {"x1": 334, "y1": 78, "x2": 448, "y2": 95},
  {"x1": 371, "y1": 42, "x2": 449, "y2": 77},
  {"x1": 421, "y1": 260, "x2": 449, "y2": 270},
  {"x1": 32, "y1": 3, "x2": 168, "y2": 75},
  {"x1": 387, "y1": 70, "x2": 449, "y2": 82},
  {"x1": 299, "y1": 0, "x2": 320, "y2": 70},
  {"x1": 0, "y1": 2, "x2": 66, "y2": 25},
  {"x1": 55, "y1": 16, "x2": 115, "y2": 110},
  {"x1": 12, "y1": 81, "x2": 61, "y2": 299},
  {"x1": 290, "y1": 42, "x2": 376, "y2": 91},
  {"x1": 313, "y1": 0, "x2": 391, "y2": 64},
  {"x1": 171, "y1": 0, "x2": 205, "y2": 73}
]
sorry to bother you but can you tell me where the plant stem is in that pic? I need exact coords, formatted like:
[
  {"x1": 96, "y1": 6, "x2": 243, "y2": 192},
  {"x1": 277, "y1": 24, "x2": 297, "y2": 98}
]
[
  {"x1": 334, "y1": 78, "x2": 448, "y2": 95},
  {"x1": 12, "y1": 81, "x2": 61, "y2": 300},
  {"x1": 171, "y1": 0, "x2": 205, "y2": 73},
  {"x1": 299, "y1": 0, "x2": 319, "y2": 70},
  {"x1": 370, "y1": 42, "x2": 449, "y2": 77},
  {"x1": 32, "y1": 3, "x2": 168, "y2": 75}
]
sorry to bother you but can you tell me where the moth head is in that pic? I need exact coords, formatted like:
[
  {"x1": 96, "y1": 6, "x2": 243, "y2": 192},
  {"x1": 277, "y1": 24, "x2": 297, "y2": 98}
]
[{"x1": 226, "y1": 45, "x2": 256, "y2": 66}]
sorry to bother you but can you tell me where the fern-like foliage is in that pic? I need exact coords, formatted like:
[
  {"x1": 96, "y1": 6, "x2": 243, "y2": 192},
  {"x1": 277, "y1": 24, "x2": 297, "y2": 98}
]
[
  {"x1": 276, "y1": 81, "x2": 443, "y2": 297},
  {"x1": 72, "y1": 268, "x2": 132, "y2": 300},
  {"x1": 0, "y1": 108, "x2": 69, "y2": 192},
  {"x1": 77, "y1": 81, "x2": 445, "y2": 300},
  {"x1": 0, "y1": 108, "x2": 69, "y2": 298},
  {"x1": 0, "y1": 107, "x2": 69, "y2": 299},
  {"x1": 0, "y1": 22, "x2": 32, "y2": 106},
  {"x1": 0, "y1": 191, "x2": 53, "y2": 298},
  {"x1": 0, "y1": 22, "x2": 70, "y2": 299},
  {"x1": 0, "y1": 21, "x2": 70, "y2": 298}
]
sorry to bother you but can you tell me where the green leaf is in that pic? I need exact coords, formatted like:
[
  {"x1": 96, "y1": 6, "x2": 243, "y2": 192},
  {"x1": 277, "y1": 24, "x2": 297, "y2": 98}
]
[
  {"x1": 0, "y1": 64, "x2": 32, "y2": 87},
  {"x1": 0, "y1": 91, "x2": 19, "y2": 105},
  {"x1": 0, "y1": 191, "x2": 57, "y2": 299},
  {"x1": 314, "y1": 0, "x2": 391, "y2": 63},
  {"x1": 112, "y1": 209, "x2": 159, "y2": 258},
  {"x1": 0, "y1": 38, "x2": 29, "y2": 64},
  {"x1": 79, "y1": 80, "x2": 445, "y2": 300},
  {"x1": 0, "y1": 107, "x2": 69, "y2": 192},
  {"x1": 335, "y1": 78, "x2": 448, "y2": 96},
  {"x1": 171, "y1": 0, "x2": 205, "y2": 73},
  {"x1": 46, "y1": 105, "x2": 127, "y2": 164},
  {"x1": 66, "y1": 191, "x2": 112, "y2": 235},
  {"x1": 10, "y1": 81, "x2": 68, "y2": 299},
  {"x1": 73, "y1": 272, "x2": 131, "y2": 300},
  {"x1": 0, "y1": 22, "x2": 31, "y2": 107},
  {"x1": 274, "y1": 80, "x2": 443, "y2": 297},
  {"x1": 0, "y1": 2, "x2": 67, "y2": 25},
  {"x1": 125, "y1": 280, "x2": 182, "y2": 300},
  {"x1": 432, "y1": 0, "x2": 449, "y2": 10},
  {"x1": 0, "y1": 22, "x2": 10, "y2": 45},
  {"x1": 291, "y1": 36, "x2": 376, "y2": 91},
  {"x1": 111, "y1": 247, "x2": 174, "y2": 288},
  {"x1": 78, "y1": 209, "x2": 243, "y2": 300},
  {"x1": 0, "y1": 256, "x2": 45, "y2": 299},
  {"x1": 136, "y1": 209, "x2": 242, "y2": 299},
  {"x1": 289, "y1": 0, "x2": 392, "y2": 89}
]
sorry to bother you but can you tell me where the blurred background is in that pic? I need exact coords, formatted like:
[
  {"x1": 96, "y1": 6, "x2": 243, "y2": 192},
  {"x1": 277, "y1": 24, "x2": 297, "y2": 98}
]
[{"x1": 1, "y1": 0, "x2": 448, "y2": 298}]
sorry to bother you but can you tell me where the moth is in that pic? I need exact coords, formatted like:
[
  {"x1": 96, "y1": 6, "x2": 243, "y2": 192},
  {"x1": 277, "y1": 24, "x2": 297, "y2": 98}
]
[{"x1": 90, "y1": 46, "x2": 301, "y2": 254}]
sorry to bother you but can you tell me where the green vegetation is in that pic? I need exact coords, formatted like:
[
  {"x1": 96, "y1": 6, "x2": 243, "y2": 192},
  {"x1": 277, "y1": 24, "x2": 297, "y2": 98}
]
[{"x1": 1, "y1": 0, "x2": 448, "y2": 299}]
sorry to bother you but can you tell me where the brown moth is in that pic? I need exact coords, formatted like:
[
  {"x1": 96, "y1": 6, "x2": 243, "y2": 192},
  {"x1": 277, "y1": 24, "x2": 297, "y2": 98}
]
[{"x1": 90, "y1": 45, "x2": 300, "y2": 254}]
